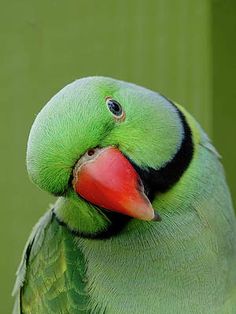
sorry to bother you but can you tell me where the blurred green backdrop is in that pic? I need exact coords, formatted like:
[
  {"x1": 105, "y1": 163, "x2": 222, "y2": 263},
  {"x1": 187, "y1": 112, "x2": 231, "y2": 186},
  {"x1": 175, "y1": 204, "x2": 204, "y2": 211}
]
[{"x1": 0, "y1": 0, "x2": 235, "y2": 312}]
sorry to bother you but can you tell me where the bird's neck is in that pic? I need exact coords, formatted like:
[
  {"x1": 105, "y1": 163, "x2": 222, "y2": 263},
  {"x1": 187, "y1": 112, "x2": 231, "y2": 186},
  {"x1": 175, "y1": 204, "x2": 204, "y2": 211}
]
[{"x1": 75, "y1": 188, "x2": 236, "y2": 313}]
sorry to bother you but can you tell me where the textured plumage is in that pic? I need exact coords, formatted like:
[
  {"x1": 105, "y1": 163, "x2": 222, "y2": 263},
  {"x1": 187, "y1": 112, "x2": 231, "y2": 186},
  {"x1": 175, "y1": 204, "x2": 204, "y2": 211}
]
[{"x1": 13, "y1": 77, "x2": 236, "y2": 313}]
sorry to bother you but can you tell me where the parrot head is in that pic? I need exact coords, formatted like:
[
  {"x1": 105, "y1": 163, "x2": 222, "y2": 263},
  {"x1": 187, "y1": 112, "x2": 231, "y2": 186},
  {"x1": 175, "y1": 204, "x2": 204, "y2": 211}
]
[{"x1": 27, "y1": 77, "x2": 195, "y2": 237}]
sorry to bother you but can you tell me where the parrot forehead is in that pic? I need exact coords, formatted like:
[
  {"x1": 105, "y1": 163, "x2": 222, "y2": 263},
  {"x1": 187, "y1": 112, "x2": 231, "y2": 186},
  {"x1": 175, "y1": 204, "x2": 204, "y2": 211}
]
[{"x1": 26, "y1": 76, "x2": 188, "y2": 196}]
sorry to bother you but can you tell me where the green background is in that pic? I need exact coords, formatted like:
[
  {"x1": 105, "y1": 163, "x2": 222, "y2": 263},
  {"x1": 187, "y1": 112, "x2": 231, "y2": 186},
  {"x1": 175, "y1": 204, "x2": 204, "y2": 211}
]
[{"x1": 0, "y1": 0, "x2": 235, "y2": 312}]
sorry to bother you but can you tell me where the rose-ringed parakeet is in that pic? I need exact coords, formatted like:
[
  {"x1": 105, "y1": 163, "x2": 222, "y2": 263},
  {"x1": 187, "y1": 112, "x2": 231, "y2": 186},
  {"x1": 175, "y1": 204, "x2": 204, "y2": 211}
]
[{"x1": 13, "y1": 77, "x2": 236, "y2": 313}]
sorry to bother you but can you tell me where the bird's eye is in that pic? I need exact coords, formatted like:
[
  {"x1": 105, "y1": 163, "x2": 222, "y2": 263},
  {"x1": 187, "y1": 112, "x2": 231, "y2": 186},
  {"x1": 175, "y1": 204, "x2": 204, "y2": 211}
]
[{"x1": 105, "y1": 97, "x2": 125, "y2": 120}]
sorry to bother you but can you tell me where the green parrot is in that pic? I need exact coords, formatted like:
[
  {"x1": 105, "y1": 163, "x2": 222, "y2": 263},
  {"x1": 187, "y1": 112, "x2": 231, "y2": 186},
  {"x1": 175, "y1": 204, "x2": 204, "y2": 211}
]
[{"x1": 13, "y1": 77, "x2": 236, "y2": 313}]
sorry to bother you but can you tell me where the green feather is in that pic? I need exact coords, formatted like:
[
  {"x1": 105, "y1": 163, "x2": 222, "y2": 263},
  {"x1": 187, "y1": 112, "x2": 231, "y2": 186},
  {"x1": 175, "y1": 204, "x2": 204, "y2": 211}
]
[{"x1": 14, "y1": 211, "x2": 92, "y2": 313}]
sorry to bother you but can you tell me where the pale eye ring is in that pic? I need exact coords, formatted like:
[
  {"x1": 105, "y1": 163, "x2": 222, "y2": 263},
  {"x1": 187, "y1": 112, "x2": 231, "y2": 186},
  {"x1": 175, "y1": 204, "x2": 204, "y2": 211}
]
[{"x1": 105, "y1": 97, "x2": 125, "y2": 121}]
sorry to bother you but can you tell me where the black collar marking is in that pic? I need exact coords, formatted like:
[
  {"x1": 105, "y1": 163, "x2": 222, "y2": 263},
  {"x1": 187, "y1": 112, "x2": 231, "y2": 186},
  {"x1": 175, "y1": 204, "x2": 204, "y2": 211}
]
[
  {"x1": 60, "y1": 97, "x2": 194, "y2": 240},
  {"x1": 130, "y1": 98, "x2": 194, "y2": 202},
  {"x1": 54, "y1": 210, "x2": 131, "y2": 240}
]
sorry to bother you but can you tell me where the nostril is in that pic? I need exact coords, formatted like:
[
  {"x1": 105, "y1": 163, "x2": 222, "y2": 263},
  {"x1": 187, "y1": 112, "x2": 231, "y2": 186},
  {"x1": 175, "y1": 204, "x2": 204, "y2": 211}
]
[{"x1": 87, "y1": 149, "x2": 95, "y2": 156}]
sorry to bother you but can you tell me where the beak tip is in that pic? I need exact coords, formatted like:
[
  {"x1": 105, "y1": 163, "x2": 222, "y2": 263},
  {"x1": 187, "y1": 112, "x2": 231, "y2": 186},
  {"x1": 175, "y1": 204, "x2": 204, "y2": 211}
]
[{"x1": 152, "y1": 212, "x2": 162, "y2": 222}]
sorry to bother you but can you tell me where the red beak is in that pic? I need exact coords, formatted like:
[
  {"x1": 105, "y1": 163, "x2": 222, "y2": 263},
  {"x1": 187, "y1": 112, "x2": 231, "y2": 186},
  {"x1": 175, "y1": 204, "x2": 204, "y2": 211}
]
[{"x1": 72, "y1": 147, "x2": 160, "y2": 221}]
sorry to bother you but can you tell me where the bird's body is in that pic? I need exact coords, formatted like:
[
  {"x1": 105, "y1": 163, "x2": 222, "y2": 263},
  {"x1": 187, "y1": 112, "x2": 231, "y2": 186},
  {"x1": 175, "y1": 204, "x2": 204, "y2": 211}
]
[{"x1": 13, "y1": 77, "x2": 236, "y2": 313}]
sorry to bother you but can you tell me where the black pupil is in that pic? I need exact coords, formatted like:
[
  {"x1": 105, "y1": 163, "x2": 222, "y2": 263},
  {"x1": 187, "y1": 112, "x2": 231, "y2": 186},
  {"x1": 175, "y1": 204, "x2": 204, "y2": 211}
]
[{"x1": 107, "y1": 99, "x2": 122, "y2": 116}]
